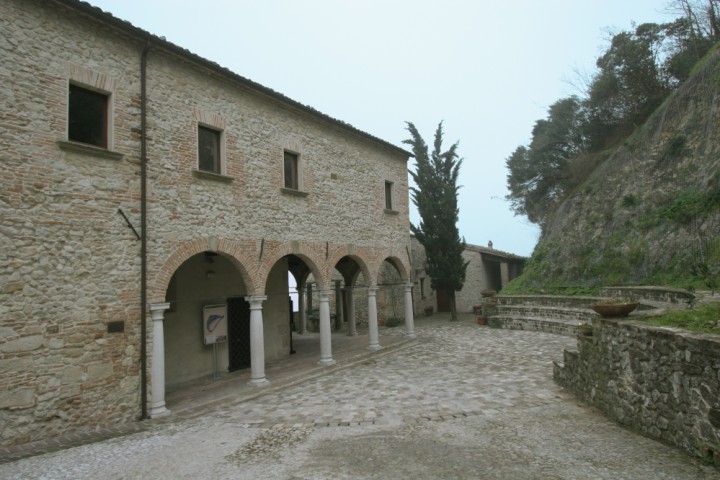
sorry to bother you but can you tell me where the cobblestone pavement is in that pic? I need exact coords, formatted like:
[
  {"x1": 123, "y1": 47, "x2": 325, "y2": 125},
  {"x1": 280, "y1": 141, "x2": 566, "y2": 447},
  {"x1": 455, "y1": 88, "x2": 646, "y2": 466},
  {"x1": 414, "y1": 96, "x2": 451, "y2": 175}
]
[{"x1": 1, "y1": 319, "x2": 717, "y2": 479}]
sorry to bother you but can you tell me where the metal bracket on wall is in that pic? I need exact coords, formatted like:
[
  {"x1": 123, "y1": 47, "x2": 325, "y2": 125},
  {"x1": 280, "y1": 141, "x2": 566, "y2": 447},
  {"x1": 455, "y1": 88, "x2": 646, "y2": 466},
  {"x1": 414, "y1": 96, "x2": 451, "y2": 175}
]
[{"x1": 118, "y1": 208, "x2": 141, "y2": 240}]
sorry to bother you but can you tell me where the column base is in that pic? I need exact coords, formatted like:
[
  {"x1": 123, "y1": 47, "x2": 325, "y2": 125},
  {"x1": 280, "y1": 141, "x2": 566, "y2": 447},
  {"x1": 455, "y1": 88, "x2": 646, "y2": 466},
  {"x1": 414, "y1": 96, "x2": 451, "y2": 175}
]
[
  {"x1": 318, "y1": 358, "x2": 336, "y2": 366},
  {"x1": 347, "y1": 332, "x2": 358, "y2": 337},
  {"x1": 249, "y1": 377, "x2": 270, "y2": 387},
  {"x1": 368, "y1": 344, "x2": 382, "y2": 351},
  {"x1": 404, "y1": 332, "x2": 416, "y2": 339},
  {"x1": 149, "y1": 404, "x2": 171, "y2": 418}
]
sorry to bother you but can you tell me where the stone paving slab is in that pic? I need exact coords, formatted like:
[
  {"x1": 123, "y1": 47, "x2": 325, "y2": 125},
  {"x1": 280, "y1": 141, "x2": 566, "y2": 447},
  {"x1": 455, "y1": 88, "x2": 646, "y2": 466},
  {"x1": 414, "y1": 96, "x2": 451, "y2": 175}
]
[{"x1": 0, "y1": 315, "x2": 717, "y2": 479}]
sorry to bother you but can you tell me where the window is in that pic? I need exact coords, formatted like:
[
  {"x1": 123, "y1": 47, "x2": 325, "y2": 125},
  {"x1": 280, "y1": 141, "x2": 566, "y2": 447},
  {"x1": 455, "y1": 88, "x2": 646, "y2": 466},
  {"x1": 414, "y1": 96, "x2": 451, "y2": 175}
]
[
  {"x1": 284, "y1": 151, "x2": 299, "y2": 190},
  {"x1": 68, "y1": 84, "x2": 108, "y2": 148},
  {"x1": 198, "y1": 125, "x2": 221, "y2": 173},
  {"x1": 385, "y1": 181, "x2": 394, "y2": 210}
]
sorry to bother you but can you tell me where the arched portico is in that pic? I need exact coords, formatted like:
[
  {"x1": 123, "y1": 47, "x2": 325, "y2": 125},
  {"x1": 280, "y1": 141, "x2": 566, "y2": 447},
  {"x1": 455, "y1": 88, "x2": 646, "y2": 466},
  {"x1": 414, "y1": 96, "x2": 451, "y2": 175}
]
[
  {"x1": 376, "y1": 255, "x2": 415, "y2": 339},
  {"x1": 147, "y1": 240, "x2": 257, "y2": 417}
]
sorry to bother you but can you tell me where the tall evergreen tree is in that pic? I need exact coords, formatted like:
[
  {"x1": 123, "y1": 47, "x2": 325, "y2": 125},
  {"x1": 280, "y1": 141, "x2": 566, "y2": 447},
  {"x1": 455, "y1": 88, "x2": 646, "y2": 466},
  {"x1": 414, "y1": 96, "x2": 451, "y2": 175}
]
[{"x1": 405, "y1": 122, "x2": 468, "y2": 321}]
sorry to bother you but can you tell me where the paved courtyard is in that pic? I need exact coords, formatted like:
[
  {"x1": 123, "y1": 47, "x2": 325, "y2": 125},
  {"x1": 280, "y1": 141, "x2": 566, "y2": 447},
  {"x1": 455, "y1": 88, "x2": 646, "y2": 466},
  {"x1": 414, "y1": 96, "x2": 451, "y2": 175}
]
[{"x1": 1, "y1": 317, "x2": 717, "y2": 479}]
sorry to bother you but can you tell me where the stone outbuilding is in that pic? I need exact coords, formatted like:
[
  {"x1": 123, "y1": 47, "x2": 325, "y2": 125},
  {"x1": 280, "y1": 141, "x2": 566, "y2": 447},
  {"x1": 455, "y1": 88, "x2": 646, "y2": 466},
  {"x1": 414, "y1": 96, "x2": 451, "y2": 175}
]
[
  {"x1": 406, "y1": 237, "x2": 526, "y2": 316},
  {"x1": 0, "y1": 0, "x2": 416, "y2": 446}
]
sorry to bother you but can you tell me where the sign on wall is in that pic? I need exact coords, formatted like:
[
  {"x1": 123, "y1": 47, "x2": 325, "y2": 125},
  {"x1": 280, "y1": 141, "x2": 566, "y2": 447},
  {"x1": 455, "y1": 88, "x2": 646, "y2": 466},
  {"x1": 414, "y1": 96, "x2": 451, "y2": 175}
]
[{"x1": 203, "y1": 304, "x2": 228, "y2": 345}]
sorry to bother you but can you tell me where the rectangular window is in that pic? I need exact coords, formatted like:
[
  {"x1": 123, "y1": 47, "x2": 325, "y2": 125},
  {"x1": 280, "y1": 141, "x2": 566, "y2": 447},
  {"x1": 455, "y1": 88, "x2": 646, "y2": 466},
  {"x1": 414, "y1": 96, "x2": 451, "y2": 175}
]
[
  {"x1": 284, "y1": 151, "x2": 299, "y2": 190},
  {"x1": 385, "y1": 181, "x2": 394, "y2": 210},
  {"x1": 68, "y1": 84, "x2": 108, "y2": 148},
  {"x1": 198, "y1": 125, "x2": 221, "y2": 173}
]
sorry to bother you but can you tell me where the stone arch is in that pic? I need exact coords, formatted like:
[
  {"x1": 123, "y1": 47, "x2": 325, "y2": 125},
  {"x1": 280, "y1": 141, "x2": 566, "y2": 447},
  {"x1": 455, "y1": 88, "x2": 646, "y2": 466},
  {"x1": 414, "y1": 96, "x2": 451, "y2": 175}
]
[
  {"x1": 150, "y1": 237, "x2": 258, "y2": 304},
  {"x1": 327, "y1": 245, "x2": 372, "y2": 287},
  {"x1": 374, "y1": 253, "x2": 411, "y2": 286},
  {"x1": 260, "y1": 241, "x2": 327, "y2": 291}
]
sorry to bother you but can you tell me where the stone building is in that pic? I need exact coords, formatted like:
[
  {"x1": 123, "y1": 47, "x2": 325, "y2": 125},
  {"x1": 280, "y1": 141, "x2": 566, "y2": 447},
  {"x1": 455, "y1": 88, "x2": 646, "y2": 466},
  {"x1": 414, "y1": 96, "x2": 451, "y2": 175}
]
[
  {"x1": 407, "y1": 237, "x2": 526, "y2": 316},
  {"x1": 0, "y1": 0, "x2": 416, "y2": 446}
]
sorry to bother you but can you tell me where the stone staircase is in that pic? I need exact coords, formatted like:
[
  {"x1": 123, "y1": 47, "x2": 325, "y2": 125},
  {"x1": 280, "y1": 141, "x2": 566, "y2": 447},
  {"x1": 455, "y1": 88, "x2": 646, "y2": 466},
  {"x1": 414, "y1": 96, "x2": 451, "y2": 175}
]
[{"x1": 484, "y1": 288, "x2": 690, "y2": 337}]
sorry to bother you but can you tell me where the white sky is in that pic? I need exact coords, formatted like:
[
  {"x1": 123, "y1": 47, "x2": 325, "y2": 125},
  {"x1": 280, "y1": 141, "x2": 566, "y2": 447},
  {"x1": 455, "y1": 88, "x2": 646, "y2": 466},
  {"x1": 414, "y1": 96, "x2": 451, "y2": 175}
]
[{"x1": 89, "y1": 0, "x2": 674, "y2": 256}]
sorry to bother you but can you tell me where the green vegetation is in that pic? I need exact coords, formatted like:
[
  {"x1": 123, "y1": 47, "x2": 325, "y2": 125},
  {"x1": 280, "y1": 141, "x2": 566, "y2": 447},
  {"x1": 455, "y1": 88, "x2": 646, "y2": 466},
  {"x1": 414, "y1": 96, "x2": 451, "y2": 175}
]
[
  {"x1": 405, "y1": 122, "x2": 468, "y2": 322},
  {"x1": 505, "y1": 1, "x2": 719, "y2": 231},
  {"x1": 641, "y1": 302, "x2": 720, "y2": 334}
]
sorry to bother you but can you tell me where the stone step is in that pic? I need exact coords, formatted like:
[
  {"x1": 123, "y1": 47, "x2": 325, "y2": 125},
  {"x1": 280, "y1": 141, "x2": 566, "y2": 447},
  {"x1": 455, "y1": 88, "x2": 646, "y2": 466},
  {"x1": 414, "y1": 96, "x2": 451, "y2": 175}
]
[
  {"x1": 488, "y1": 315, "x2": 583, "y2": 337},
  {"x1": 494, "y1": 304, "x2": 596, "y2": 322}
]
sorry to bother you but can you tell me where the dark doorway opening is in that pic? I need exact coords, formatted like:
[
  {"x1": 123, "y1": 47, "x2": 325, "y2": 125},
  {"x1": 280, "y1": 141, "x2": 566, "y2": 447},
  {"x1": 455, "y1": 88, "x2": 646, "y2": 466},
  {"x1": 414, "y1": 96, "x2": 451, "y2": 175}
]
[
  {"x1": 227, "y1": 296, "x2": 251, "y2": 372},
  {"x1": 437, "y1": 289, "x2": 451, "y2": 313}
]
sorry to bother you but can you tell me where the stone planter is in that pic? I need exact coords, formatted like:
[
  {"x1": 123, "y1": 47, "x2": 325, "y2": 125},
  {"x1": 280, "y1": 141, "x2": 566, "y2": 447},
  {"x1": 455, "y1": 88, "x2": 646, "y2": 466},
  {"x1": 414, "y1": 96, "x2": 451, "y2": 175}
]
[{"x1": 591, "y1": 302, "x2": 639, "y2": 317}]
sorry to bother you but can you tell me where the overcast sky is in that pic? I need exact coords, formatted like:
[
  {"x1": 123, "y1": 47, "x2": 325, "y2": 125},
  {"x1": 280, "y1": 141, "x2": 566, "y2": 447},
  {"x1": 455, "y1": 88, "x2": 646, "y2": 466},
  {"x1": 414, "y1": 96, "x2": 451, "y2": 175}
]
[{"x1": 89, "y1": 0, "x2": 674, "y2": 256}]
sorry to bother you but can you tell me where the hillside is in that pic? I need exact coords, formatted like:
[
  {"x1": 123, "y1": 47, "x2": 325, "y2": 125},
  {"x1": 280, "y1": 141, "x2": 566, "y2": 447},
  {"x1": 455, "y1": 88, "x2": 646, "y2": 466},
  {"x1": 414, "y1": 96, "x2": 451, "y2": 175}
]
[{"x1": 513, "y1": 45, "x2": 720, "y2": 289}]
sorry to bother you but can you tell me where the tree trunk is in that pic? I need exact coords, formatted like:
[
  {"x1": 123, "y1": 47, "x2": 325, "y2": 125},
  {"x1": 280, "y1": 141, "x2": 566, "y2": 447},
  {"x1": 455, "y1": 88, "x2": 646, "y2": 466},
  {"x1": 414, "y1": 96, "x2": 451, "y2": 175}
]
[{"x1": 449, "y1": 290, "x2": 458, "y2": 321}]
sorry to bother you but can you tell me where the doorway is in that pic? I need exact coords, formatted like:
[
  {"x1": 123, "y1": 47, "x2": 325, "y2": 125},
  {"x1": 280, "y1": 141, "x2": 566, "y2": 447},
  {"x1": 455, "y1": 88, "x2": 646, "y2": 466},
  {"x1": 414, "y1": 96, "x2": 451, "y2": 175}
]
[{"x1": 227, "y1": 296, "x2": 251, "y2": 372}]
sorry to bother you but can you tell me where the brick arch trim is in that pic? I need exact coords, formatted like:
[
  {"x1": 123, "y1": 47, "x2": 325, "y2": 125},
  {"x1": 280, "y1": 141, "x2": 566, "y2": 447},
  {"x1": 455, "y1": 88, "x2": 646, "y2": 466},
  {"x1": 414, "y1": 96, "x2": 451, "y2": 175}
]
[
  {"x1": 260, "y1": 241, "x2": 327, "y2": 291},
  {"x1": 373, "y1": 252, "x2": 411, "y2": 285},
  {"x1": 327, "y1": 245, "x2": 372, "y2": 287},
  {"x1": 149, "y1": 238, "x2": 258, "y2": 304}
]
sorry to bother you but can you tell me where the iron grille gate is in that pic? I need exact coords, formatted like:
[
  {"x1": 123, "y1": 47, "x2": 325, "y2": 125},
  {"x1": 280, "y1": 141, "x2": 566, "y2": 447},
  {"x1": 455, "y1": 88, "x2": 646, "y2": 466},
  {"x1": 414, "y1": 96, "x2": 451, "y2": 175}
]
[{"x1": 227, "y1": 296, "x2": 251, "y2": 372}]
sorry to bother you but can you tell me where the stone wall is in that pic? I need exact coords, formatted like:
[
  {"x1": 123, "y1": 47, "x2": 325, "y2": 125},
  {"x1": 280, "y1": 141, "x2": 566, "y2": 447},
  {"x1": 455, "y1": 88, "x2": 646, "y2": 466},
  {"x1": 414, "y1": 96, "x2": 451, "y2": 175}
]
[{"x1": 554, "y1": 318, "x2": 720, "y2": 464}]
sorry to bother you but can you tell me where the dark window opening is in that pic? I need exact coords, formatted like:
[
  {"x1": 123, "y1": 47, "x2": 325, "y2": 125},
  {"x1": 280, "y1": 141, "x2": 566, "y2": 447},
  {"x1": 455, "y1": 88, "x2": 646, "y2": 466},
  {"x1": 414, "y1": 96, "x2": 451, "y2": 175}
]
[
  {"x1": 385, "y1": 181, "x2": 393, "y2": 210},
  {"x1": 198, "y1": 125, "x2": 221, "y2": 173},
  {"x1": 284, "y1": 151, "x2": 299, "y2": 189},
  {"x1": 68, "y1": 84, "x2": 108, "y2": 148}
]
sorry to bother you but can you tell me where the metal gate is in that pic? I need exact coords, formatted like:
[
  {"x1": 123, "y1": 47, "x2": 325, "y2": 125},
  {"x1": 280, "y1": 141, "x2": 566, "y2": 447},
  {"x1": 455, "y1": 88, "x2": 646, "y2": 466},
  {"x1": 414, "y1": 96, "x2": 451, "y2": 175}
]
[{"x1": 227, "y1": 296, "x2": 251, "y2": 372}]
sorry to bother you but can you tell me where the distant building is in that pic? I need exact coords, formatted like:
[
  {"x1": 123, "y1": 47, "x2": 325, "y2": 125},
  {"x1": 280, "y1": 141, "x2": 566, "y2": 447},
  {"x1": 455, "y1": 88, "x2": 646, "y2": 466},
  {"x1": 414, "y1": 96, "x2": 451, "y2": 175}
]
[{"x1": 399, "y1": 237, "x2": 526, "y2": 316}]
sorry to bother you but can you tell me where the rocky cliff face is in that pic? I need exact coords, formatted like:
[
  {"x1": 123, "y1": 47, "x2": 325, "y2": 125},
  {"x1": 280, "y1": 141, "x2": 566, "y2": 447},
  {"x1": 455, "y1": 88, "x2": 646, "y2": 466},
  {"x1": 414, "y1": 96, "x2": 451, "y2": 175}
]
[{"x1": 523, "y1": 45, "x2": 720, "y2": 287}]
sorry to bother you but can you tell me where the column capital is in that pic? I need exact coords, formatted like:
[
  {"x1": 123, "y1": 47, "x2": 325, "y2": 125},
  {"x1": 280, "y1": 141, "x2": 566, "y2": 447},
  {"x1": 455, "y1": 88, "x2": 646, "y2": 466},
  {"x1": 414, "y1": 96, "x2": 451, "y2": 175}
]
[
  {"x1": 367, "y1": 285, "x2": 378, "y2": 295},
  {"x1": 318, "y1": 290, "x2": 332, "y2": 300},
  {"x1": 404, "y1": 283, "x2": 414, "y2": 291},
  {"x1": 149, "y1": 302, "x2": 170, "y2": 321},
  {"x1": 245, "y1": 295, "x2": 267, "y2": 309}
]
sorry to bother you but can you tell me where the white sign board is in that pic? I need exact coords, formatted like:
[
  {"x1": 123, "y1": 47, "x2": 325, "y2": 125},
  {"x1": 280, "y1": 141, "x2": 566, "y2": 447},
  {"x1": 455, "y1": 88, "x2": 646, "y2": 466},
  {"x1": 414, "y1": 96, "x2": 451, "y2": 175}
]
[{"x1": 203, "y1": 304, "x2": 227, "y2": 345}]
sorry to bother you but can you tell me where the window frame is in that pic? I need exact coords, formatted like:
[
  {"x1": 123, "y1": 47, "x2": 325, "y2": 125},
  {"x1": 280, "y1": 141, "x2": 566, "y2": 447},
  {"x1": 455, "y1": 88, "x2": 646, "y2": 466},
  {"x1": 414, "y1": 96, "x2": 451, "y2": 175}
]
[
  {"x1": 67, "y1": 82, "x2": 111, "y2": 149},
  {"x1": 197, "y1": 124, "x2": 223, "y2": 175},
  {"x1": 283, "y1": 150, "x2": 300, "y2": 191},
  {"x1": 384, "y1": 180, "x2": 394, "y2": 211}
]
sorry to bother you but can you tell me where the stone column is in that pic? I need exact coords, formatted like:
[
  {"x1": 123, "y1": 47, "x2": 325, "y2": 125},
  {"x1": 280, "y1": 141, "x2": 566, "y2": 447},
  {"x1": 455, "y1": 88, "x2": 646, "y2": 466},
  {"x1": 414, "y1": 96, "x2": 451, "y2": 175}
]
[
  {"x1": 346, "y1": 287, "x2": 357, "y2": 336},
  {"x1": 150, "y1": 302, "x2": 170, "y2": 418},
  {"x1": 318, "y1": 290, "x2": 336, "y2": 365},
  {"x1": 299, "y1": 286, "x2": 307, "y2": 334},
  {"x1": 404, "y1": 283, "x2": 416, "y2": 338},
  {"x1": 246, "y1": 295, "x2": 269, "y2": 385},
  {"x1": 367, "y1": 285, "x2": 381, "y2": 350}
]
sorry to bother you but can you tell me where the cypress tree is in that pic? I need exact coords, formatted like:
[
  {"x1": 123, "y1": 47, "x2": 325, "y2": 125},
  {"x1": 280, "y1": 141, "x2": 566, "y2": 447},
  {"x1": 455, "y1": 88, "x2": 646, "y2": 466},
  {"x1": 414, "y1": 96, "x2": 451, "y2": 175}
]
[{"x1": 405, "y1": 122, "x2": 468, "y2": 321}]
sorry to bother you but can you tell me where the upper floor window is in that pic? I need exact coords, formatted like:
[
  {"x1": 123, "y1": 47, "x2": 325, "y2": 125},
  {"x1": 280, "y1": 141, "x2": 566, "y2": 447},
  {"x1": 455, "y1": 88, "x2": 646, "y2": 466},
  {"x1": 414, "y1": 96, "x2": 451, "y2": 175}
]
[
  {"x1": 198, "y1": 125, "x2": 221, "y2": 173},
  {"x1": 68, "y1": 83, "x2": 108, "y2": 148},
  {"x1": 284, "y1": 151, "x2": 299, "y2": 190},
  {"x1": 385, "y1": 181, "x2": 394, "y2": 210}
]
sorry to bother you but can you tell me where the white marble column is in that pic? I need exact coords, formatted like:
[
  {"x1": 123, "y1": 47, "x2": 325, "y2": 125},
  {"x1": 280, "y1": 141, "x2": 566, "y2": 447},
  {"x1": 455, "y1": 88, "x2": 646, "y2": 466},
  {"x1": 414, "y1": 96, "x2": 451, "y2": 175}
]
[
  {"x1": 367, "y1": 285, "x2": 381, "y2": 350},
  {"x1": 246, "y1": 295, "x2": 269, "y2": 386},
  {"x1": 299, "y1": 286, "x2": 308, "y2": 334},
  {"x1": 149, "y1": 302, "x2": 170, "y2": 418},
  {"x1": 404, "y1": 283, "x2": 416, "y2": 338},
  {"x1": 346, "y1": 287, "x2": 357, "y2": 336},
  {"x1": 318, "y1": 290, "x2": 336, "y2": 365}
]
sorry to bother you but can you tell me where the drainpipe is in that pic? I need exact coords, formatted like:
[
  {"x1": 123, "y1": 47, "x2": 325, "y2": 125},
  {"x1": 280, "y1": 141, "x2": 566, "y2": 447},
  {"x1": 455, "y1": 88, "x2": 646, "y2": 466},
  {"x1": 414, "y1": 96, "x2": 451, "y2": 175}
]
[{"x1": 140, "y1": 42, "x2": 150, "y2": 420}]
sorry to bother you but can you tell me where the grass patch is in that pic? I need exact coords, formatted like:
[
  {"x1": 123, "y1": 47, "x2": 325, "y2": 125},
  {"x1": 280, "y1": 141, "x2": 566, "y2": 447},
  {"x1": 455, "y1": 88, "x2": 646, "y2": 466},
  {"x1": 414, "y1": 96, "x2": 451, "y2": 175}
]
[{"x1": 642, "y1": 302, "x2": 720, "y2": 335}]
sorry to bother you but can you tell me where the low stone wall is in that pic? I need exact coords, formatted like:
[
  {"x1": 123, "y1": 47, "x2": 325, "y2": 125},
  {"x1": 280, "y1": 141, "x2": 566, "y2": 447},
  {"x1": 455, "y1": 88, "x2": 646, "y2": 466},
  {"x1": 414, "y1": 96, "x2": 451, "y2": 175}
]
[
  {"x1": 599, "y1": 286, "x2": 695, "y2": 305},
  {"x1": 554, "y1": 318, "x2": 720, "y2": 464}
]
